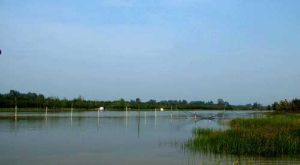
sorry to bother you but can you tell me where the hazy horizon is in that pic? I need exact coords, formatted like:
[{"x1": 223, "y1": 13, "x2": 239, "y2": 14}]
[{"x1": 1, "y1": 0, "x2": 300, "y2": 105}]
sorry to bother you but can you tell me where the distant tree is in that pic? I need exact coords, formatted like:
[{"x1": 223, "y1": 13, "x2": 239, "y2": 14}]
[
  {"x1": 291, "y1": 99, "x2": 300, "y2": 111},
  {"x1": 136, "y1": 98, "x2": 141, "y2": 103},
  {"x1": 272, "y1": 99, "x2": 300, "y2": 112},
  {"x1": 272, "y1": 102, "x2": 279, "y2": 110},
  {"x1": 207, "y1": 101, "x2": 214, "y2": 104},
  {"x1": 136, "y1": 98, "x2": 141, "y2": 109},
  {"x1": 0, "y1": 90, "x2": 270, "y2": 111},
  {"x1": 217, "y1": 99, "x2": 225, "y2": 105},
  {"x1": 9, "y1": 90, "x2": 20, "y2": 97},
  {"x1": 278, "y1": 99, "x2": 290, "y2": 111},
  {"x1": 147, "y1": 99, "x2": 156, "y2": 104}
]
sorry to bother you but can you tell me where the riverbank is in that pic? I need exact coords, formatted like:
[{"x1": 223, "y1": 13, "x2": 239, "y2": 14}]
[{"x1": 186, "y1": 113, "x2": 300, "y2": 156}]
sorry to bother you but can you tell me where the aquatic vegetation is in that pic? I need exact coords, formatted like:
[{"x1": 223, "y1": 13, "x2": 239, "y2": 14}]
[{"x1": 186, "y1": 114, "x2": 300, "y2": 156}]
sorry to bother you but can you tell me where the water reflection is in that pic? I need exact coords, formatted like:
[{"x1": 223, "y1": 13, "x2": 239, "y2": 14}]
[{"x1": 0, "y1": 110, "x2": 298, "y2": 165}]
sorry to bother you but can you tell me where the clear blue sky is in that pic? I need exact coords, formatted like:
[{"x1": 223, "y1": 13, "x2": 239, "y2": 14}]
[{"x1": 1, "y1": 0, "x2": 300, "y2": 104}]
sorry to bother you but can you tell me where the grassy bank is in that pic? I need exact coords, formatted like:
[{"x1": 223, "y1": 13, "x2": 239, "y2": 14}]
[{"x1": 186, "y1": 114, "x2": 300, "y2": 156}]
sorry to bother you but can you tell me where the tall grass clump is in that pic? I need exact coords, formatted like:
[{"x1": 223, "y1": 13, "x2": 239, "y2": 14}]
[{"x1": 186, "y1": 114, "x2": 300, "y2": 156}]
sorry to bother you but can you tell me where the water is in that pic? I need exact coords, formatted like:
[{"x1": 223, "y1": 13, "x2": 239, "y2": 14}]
[{"x1": 0, "y1": 110, "x2": 299, "y2": 165}]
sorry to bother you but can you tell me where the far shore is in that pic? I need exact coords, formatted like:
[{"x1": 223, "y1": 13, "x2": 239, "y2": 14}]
[{"x1": 0, "y1": 108, "x2": 268, "y2": 112}]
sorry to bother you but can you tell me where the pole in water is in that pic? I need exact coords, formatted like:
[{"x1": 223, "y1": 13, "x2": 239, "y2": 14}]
[
  {"x1": 144, "y1": 111, "x2": 147, "y2": 125},
  {"x1": 14, "y1": 105, "x2": 18, "y2": 120},
  {"x1": 70, "y1": 104, "x2": 73, "y2": 127},
  {"x1": 45, "y1": 106, "x2": 48, "y2": 120},
  {"x1": 70, "y1": 103, "x2": 73, "y2": 127},
  {"x1": 71, "y1": 103, "x2": 73, "y2": 118},
  {"x1": 14, "y1": 96, "x2": 17, "y2": 120},
  {"x1": 154, "y1": 110, "x2": 157, "y2": 128},
  {"x1": 170, "y1": 105, "x2": 173, "y2": 119},
  {"x1": 223, "y1": 104, "x2": 226, "y2": 119},
  {"x1": 137, "y1": 109, "x2": 140, "y2": 138},
  {"x1": 125, "y1": 106, "x2": 128, "y2": 128},
  {"x1": 97, "y1": 109, "x2": 100, "y2": 125}
]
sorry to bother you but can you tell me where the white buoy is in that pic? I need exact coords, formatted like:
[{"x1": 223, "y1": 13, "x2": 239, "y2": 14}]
[{"x1": 160, "y1": 108, "x2": 164, "y2": 111}]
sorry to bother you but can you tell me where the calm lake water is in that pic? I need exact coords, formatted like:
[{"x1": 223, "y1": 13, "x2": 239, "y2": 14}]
[{"x1": 0, "y1": 110, "x2": 299, "y2": 165}]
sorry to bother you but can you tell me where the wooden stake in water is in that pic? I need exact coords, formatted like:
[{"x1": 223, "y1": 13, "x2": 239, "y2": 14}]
[
  {"x1": 154, "y1": 108, "x2": 157, "y2": 128},
  {"x1": 14, "y1": 105, "x2": 17, "y2": 120},
  {"x1": 97, "y1": 109, "x2": 100, "y2": 125},
  {"x1": 144, "y1": 111, "x2": 147, "y2": 125},
  {"x1": 171, "y1": 105, "x2": 173, "y2": 119},
  {"x1": 125, "y1": 106, "x2": 128, "y2": 128},
  {"x1": 71, "y1": 103, "x2": 73, "y2": 118},
  {"x1": 14, "y1": 97, "x2": 17, "y2": 120},
  {"x1": 137, "y1": 109, "x2": 140, "y2": 137},
  {"x1": 45, "y1": 106, "x2": 48, "y2": 121},
  {"x1": 223, "y1": 105, "x2": 226, "y2": 119},
  {"x1": 70, "y1": 103, "x2": 73, "y2": 126}
]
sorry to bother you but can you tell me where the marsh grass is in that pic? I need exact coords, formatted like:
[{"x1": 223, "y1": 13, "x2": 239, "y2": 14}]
[{"x1": 186, "y1": 114, "x2": 300, "y2": 156}]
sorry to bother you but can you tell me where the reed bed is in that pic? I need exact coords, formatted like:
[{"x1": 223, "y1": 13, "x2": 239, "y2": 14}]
[{"x1": 186, "y1": 114, "x2": 300, "y2": 156}]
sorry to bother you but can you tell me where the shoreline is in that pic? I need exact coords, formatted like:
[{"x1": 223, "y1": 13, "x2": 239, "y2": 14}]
[{"x1": 0, "y1": 108, "x2": 268, "y2": 112}]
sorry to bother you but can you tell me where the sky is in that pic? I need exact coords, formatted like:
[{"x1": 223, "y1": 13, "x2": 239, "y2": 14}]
[{"x1": 0, "y1": 0, "x2": 300, "y2": 104}]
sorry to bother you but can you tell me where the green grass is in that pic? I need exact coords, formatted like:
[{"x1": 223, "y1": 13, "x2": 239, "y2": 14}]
[{"x1": 186, "y1": 114, "x2": 300, "y2": 156}]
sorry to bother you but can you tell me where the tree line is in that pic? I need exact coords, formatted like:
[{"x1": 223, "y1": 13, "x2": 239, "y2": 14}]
[
  {"x1": 272, "y1": 99, "x2": 300, "y2": 112},
  {"x1": 0, "y1": 90, "x2": 266, "y2": 110}
]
